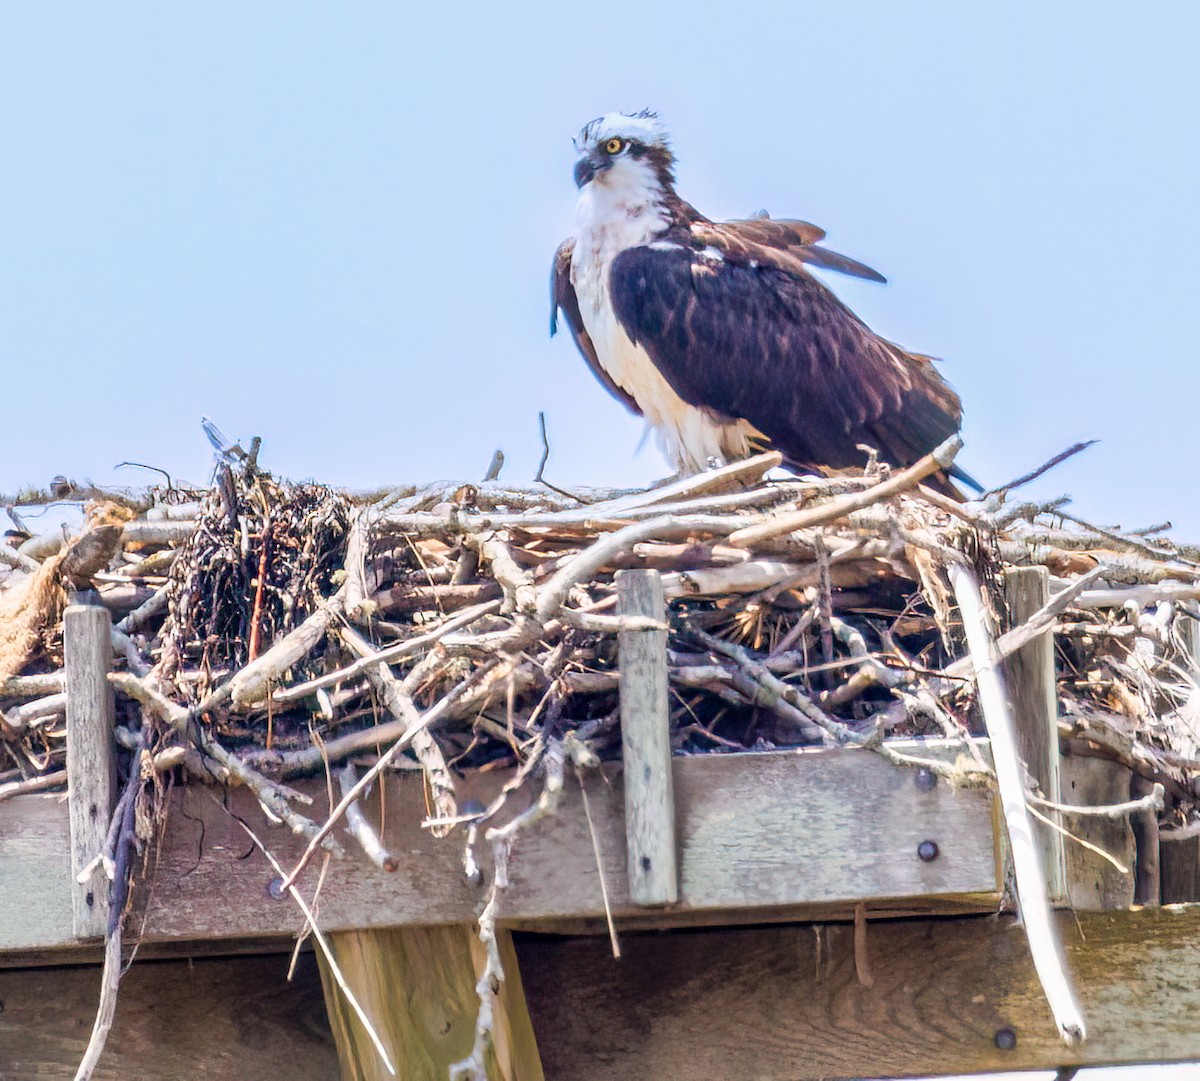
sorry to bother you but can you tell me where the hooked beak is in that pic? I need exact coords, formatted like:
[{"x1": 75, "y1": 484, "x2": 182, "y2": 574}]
[{"x1": 574, "y1": 154, "x2": 606, "y2": 188}]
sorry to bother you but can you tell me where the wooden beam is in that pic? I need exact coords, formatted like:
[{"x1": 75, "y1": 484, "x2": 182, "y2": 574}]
[
  {"x1": 64, "y1": 603, "x2": 116, "y2": 939},
  {"x1": 616, "y1": 569, "x2": 677, "y2": 906},
  {"x1": 1003, "y1": 566, "x2": 1067, "y2": 902},
  {"x1": 0, "y1": 742, "x2": 999, "y2": 954},
  {"x1": 0, "y1": 952, "x2": 336, "y2": 1080},
  {"x1": 319, "y1": 926, "x2": 543, "y2": 1081},
  {"x1": 516, "y1": 905, "x2": 1200, "y2": 1079}
]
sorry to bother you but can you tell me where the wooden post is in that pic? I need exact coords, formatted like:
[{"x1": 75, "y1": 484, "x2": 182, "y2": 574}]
[
  {"x1": 1162, "y1": 612, "x2": 1200, "y2": 902},
  {"x1": 1058, "y1": 755, "x2": 1136, "y2": 909},
  {"x1": 616, "y1": 569, "x2": 677, "y2": 907},
  {"x1": 64, "y1": 603, "x2": 116, "y2": 939},
  {"x1": 1003, "y1": 566, "x2": 1067, "y2": 904},
  {"x1": 319, "y1": 925, "x2": 544, "y2": 1081}
]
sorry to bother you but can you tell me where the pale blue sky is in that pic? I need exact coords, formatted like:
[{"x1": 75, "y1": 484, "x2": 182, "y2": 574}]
[{"x1": 2, "y1": 1, "x2": 1197, "y2": 555}]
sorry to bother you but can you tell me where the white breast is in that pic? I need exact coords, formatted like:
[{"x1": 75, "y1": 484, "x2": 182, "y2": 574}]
[{"x1": 570, "y1": 161, "x2": 754, "y2": 472}]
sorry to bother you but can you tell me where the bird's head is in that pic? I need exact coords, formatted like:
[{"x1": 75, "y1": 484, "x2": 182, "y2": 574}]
[{"x1": 572, "y1": 110, "x2": 676, "y2": 192}]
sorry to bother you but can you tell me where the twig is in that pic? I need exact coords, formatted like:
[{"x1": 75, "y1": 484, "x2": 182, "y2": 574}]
[
  {"x1": 271, "y1": 599, "x2": 502, "y2": 705},
  {"x1": 337, "y1": 763, "x2": 397, "y2": 871},
  {"x1": 73, "y1": 746, "x2": 143, "y2": 1081},
  {"x1": 0, "y1": 544, "x2": 41, "y2": 573},
  {"x1": 727, "y1": 435, "x2": 962, "y2": 547},
  {"x1": 109, "y1": 671, "x2": 333, "y2": 849},
  {"x1": 985, "y1": 441, "x2": 1098, "y2": 498},
  {"x1": 1026, "y1": 803, "x2": 1129, "y2": 874},
  {"x1": 219, "y1": 800, "x2": 397, "y2": 1077},
  {"x1": 533, "y1": 411, "x2": 589, "y2": 504},
  {"x1": 228, "y1": 585, "x2": 348, "y2": 707},
  {"x1": 567, "y1": 733, "x2": 620, "y2": 959},
  {"x1": 943, "y1": 567, "x2": 1106, "y2": 681},
  {"x1": 1029, "y1": 783, "x2": 1164, "y2": 820},
  {"x1": 948, "y1": 561, "x2": 1085, "y2": 1045},
  {"x1": 339, "y1": 624, "x2": 458, "y2": 836},
  {"x1": 277, "y1": 661, "x2": 499, "y2": 890},
  {"x1": 0, "y1": 768, "x2": 67, "y2": 801}
]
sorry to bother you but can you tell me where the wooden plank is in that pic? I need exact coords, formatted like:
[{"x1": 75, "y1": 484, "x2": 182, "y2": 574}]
[
  {"x1": 1131, "y1": 772, "x2": 1162, "y2": 905},
  {"x1": 516, "y1": 905, "x2": 1200, "y2": 1080},
  {"x1": 320, "y1": 926, "x2": 543, "y2": 1081},
  {"x1": 0, "y1": 743, "x2": 999, "y2": 954},
  {"x1": 616, "y1": 568, "x2": 677, "y2": 906},
  {"x1": 0, "y1": 951, "x2": 337, "y2": 1080},
  {"x1": 1162, "y1": 835, "x2": 1200, "y2": 903},
  {"x1": 1003, "y1": 566, "x2": 1067, "y2": 902},
  {"x1": 1059, "y1": 754, "x2": 1136, "y2": 910},
  {"x1": 1163, "y1": 613, "x2": 1200, "y2": 903},
  {"x1": 64, "y1": 603, "x2": 116, "y2": 939},
  {"x1": 0, "y1": 790, "x2": 75, "y2": 952}
]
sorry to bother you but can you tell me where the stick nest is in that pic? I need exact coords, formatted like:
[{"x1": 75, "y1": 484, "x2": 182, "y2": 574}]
[{"x1": 3, "y1": 450, "x2": 1199, "y2": 835}]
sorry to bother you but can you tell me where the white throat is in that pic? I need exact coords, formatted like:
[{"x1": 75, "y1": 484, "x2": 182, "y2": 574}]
[
  {"x1": 568, "y1": 156, "x2": 753, "y2": 473},
  {"x1": 572, "y1": 158, "x2": 669, "y2": 289}
]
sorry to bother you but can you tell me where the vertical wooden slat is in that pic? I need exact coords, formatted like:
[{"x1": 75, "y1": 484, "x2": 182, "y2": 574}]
[
  {"x1": 1058, "y1": 755, "x2": 1136, "y2": 909},
  {"x1": 1162, "y1": 612, "x2": 1200, "y2": 902},
  {"x1": 64, "y1": 603, "x2": 116, "y2": 939},
  {"x1": 616, "y1": 569, "x2": 677, "y2": 907},
  {"x1": 1003, "y1": 566, "x2": 1067, "y2": 904},
  {"x1": 319, "y1": 925, "x2": 544, "y2": 1081},
  {"x1": 1130, "y1": 773, "x2": 1161, "y2": 905}
]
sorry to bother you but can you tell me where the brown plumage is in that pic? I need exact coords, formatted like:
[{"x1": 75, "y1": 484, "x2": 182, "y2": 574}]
[{"x1": 552, "y1": 112, "x2": 973, "y2": 495}]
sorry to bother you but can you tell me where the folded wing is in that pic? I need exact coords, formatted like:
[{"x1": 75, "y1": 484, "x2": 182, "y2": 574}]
[
  {"x1": 551, "y1": 238, "x2": 642, "y2": 415},
  {"x1": 607, "y1": 237, "x2": 962, "y2": 474}
]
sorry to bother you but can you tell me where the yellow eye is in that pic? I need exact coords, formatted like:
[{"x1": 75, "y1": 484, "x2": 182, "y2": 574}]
[{"x1": 604, "y1": 137, "x2": 624, "y2": 154}]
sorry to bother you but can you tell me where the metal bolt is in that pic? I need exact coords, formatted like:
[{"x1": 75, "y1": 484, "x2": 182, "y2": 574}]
[
  {"x1": 266, "y1": 877, "x2": 288, "y2": 901},
  {"x1": 994, "y1": 1027, "x2": 1017, "y2": 1051},
  {"x1": 917, "y1": 840, "x2": 939, "y2": 862},
  {"x1": 915, "y1": 767, "x2": 937, "y2": 791}
]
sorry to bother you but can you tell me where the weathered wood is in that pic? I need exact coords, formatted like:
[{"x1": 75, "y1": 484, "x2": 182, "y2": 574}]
[
  {"x1": 1163, "y1": 613, "x2": 1200, "y2": 903},
  {"x1": 949, "y1": 563, "x2": 1084, "y2": 1043},
  {"x1": 0, "y1": 952, "x2": 336, "y2": 1080},
  {"x1": 320, "y1": 926, "x2": 543, "y2": 1081},
  {"x1": 616, "y1": 568, "x2": 677, "y2": 906},
  {"x1": 64, "y1": 603, "x2": 116, "y2": 939},
  {"x1": 1058, "y1": 754, "x2": 1136, "y2": 910},
  {"x1": 1003, "y1": 565, "x2": 1067, "y2": 903},
  {"x1": 1161, "y1": 835, "x2": 1200, "y2": 903},
  {"x1": 517, "y1": 905, "x2": 1200, "y2": 1080},
  {"x1": 0, "y1": 743, "x2": 999, "y2": 953},
  {"x1": 1131, "y1": 772, "x2": 1162, "y2": 906}
]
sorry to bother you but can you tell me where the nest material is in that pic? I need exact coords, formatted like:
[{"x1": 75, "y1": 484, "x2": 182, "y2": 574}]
[{"x1": 2, "y1": 451, "x2": 1199, "y2": 836}]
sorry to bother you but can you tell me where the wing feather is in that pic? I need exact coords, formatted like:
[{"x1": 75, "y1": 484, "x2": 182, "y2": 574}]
[
  {"x1": 607, "y1": 244, "x2": 962, "y2": 476},
  {"x1": 693, "y1": 219, "x2": 887, "y2": 283},
  {"x1": 550, "y1": 239, "x2": 641, "y2": 415}
]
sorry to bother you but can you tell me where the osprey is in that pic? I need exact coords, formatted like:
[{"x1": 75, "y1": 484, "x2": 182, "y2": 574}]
[{"x1": 551, "y1": 110, "x2": 972, "y2": 492}]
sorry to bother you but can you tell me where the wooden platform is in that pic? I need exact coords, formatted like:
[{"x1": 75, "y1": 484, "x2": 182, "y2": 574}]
[{"x1": 1, "y1": 740, "x2": 999, "y2": 954}]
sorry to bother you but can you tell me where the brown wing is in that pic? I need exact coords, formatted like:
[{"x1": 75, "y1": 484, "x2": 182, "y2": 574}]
[
  {"x1": 550, "y1": 238, "x2": 641, "y2": 415},
  {"x1": 693, "y1": 218, "x2": 887, "y2": 283},
  {"x1": 608, "y1": 242, "x2": 962, "y2": 477}
]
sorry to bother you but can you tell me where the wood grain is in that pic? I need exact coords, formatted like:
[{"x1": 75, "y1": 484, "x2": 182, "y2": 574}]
[
  {"x1": 64, "y1": 604, "x2": 116, "y2": 940},
  {"x1": 0, "y1": 952, "x2": 337, "y2": 1080},
  {"x1": 1059, "y1": 754, "x2": 1135, "y2": 910},
  {"x1": 0, "y1": 743, "x2": 999, "y2": 954},
  {"x1": 1003, "y1": 566, "x2": 1067, "y2": 902},
  {"x1": 320, "y1": 926, "x2": 543, "y2": 1081},
  {"x1": 516, "y1": 905, "x2": 1200, "y2": 1080},
  {"x1": 616, "y1": 569, "x2": 677, "y2": 906}
]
